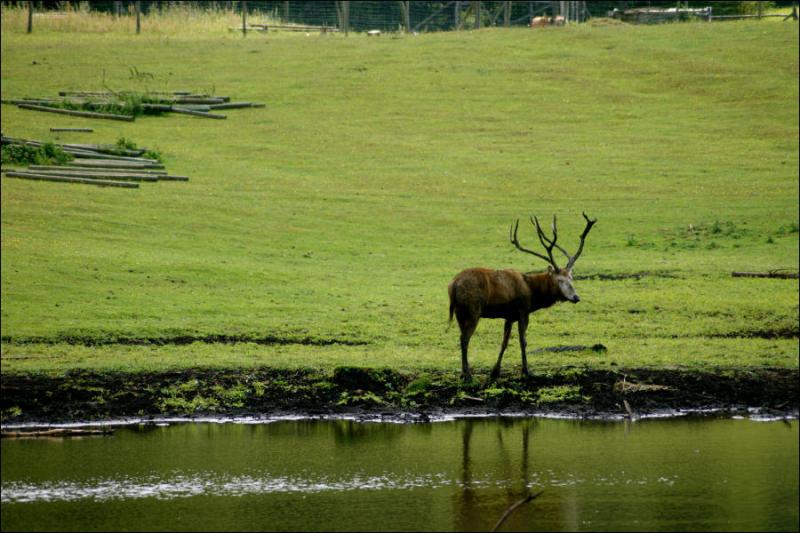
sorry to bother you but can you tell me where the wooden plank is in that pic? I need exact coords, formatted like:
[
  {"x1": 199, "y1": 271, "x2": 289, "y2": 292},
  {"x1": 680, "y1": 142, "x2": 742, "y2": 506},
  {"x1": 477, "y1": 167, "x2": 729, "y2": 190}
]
[
  {"x1": 16, "y1": 103, "x2": 135, "y2": 122},
  {"x1": 3, "y1": 171, "x2": 139, "y2": 188}
]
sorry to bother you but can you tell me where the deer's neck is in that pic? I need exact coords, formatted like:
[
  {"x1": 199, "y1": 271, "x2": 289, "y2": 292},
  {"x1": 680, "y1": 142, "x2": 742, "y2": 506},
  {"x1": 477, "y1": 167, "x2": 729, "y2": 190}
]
[{"x1": 525, "y1": 272, "x2": 561, "y2": 311}]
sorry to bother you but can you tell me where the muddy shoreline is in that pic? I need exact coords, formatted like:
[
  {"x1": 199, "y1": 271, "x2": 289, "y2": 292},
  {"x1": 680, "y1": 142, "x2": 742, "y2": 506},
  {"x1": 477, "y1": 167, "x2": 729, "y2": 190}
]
[{"x1": 2, "y1": 366, "x2": 798, "y2": 425}]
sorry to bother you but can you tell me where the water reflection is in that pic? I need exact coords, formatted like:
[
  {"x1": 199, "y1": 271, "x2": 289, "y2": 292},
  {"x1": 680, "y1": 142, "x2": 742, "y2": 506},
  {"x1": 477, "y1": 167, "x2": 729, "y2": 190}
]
[
  {"x1": 1, "y1": 418, "x2": 797, "y2": 532},
  {"x1": 455, "y1": 418, "x2": 540, "y2": 531}
]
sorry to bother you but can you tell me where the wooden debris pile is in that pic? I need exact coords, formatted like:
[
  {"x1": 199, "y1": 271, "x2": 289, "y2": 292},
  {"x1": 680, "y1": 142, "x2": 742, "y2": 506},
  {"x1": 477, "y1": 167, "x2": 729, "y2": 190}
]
[
  {"x1": 1, "y1": 91, "x2": 264, "y2": 121},
  {"x1": 1, "y1": 135, "x2": 188, "y2": 189}
]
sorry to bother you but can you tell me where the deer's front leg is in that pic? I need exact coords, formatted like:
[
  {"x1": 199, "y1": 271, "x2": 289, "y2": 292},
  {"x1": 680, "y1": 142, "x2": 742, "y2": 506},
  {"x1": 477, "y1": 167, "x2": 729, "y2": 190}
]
[{"x1": 518, "y1": 313, "x2": 529, "y2": 377}]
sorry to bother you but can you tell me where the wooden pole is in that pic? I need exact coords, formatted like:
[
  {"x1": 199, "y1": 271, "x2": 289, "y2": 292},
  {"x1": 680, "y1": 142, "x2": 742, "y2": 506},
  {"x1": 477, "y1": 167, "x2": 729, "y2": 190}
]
[
  {"x1": 473, "y1": 0, "x2": 481, "y2": 28},
  {"x1": 27, "y1": 1, "x2": 33, "y2": 33},
  {"x1": 333, "y1": 0, "x2": 344, "y2": 31},
  {"x1": 29, "y1": 165, "x2": 167, "y2": 175},
  {"x1": 16, "y1": 104, "x2": 135, "y2": 122},
  {"x1": 343, "y1": 0, "x2": 349, "y2": 36},
  {"x1": 242, "y1": 0, "x2": 247, "y2": 36},
  {"x1": 3, "y1": 171, "x2": 140, "y2": 188},
  {"x1": 20, "y1": 169, "x2": 160, "y2": 181},
  {"x1": 135, "y1": 1, "x2": 141, "y2": 34},
  {"x1": 504, "y1": 1, "x2": 511, "y2": 27},
  {"x1": 66, "y1": 159, "x2": 164, "y2": 169},
  {"x1": 50, "y1": 127, "x2": 94, "y2": 133},
  {"x1": 283, "y1": 0, "x2": 289, "y2": 22},
  {"x1": 455, "y1": 0, "x2": 461, "y2": 29},
  {"x1": 401, "y1": 1, "x2": 410, "y2": 33},
  {"x1": 207, "y1": 102, "x2": 265, "y2": 109}
]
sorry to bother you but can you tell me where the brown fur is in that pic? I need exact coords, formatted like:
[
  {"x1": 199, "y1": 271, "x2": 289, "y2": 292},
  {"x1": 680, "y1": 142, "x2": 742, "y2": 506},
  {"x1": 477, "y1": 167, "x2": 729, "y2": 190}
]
[{"x1": 448, "y1": 267, "x2": 571, "y2": 379}]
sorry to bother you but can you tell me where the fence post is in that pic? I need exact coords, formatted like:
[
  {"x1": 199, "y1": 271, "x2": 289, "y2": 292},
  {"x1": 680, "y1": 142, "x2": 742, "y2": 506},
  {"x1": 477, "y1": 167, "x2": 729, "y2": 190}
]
[
  {"x1": 399, "y1": 1, "x2": 410, "y2": 33},
  {"x1": 242, "y1": 0, "x2": 247, "y2": 36},
  {"x1": 504, "y1": 1, "x2": 511, "y2": 26},
  {"x1": 283, "y1": 0, "x2": 289, "y2": 23},
  {"x1": 454, "y1": 1, "x2": 461, "y2": 29},
  {"x1": 473, "y1": 0, "x2": 481, "y2": 28},
  {"x1": 135, "y1": 1, "x2": 141, "y2": 34},
  {"x1": 27, "y1": 1, "x2": 33, "y2": 33},
  {"x1": 343, "y1": 0, "x2": 349, "y2": 36}
]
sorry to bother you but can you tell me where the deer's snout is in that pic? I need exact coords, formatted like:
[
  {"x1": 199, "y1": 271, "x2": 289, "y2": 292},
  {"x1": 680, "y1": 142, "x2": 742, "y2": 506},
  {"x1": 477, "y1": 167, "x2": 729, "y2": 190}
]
[{"x1": 571, "y1": 294, "x2": 580, "y2": 303}]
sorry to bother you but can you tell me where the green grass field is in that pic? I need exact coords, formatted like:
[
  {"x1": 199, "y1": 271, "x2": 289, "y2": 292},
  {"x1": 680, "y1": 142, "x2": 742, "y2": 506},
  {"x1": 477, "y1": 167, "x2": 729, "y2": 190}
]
[{"x1": 1, "y1": 13, "x2": 798, "y2": 377}]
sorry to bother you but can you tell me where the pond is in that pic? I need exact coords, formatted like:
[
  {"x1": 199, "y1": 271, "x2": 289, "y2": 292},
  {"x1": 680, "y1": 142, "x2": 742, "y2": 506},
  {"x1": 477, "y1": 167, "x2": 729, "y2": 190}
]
[{"x1": 2, "y1": 416, "x2": 798, "y2": 532}]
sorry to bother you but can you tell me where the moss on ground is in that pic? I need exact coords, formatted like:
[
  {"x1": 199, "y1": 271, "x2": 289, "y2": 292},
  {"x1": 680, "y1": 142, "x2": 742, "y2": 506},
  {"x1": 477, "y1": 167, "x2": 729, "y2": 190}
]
[{"x1": 2, "y1": 366, "x2": 796, "y2": 424}]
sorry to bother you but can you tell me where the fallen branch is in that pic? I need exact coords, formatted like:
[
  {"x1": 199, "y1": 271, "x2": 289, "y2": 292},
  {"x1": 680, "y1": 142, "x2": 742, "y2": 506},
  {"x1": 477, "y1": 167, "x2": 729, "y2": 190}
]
[
  {"x1": 492, "y1": 491, "x2": 543, "y2": 532},
  {"x1": 623, "y1": 399, "x2": 635, "y2": 418},
  {"x1": 2, "y1": 427, "x2": 114, "y2": 438}
]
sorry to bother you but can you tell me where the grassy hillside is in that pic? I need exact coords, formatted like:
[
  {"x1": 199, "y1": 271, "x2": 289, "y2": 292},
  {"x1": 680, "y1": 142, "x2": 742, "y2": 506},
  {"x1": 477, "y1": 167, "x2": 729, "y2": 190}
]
[{"x1": 1, "y1": 15, "x2": 798, "y2": 376}]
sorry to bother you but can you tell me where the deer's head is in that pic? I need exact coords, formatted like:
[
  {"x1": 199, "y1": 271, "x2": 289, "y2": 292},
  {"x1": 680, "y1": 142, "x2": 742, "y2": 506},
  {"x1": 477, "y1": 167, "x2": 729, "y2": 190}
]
[{"x1": 510, "y1": 212, "x2": 598, "y2": 304}]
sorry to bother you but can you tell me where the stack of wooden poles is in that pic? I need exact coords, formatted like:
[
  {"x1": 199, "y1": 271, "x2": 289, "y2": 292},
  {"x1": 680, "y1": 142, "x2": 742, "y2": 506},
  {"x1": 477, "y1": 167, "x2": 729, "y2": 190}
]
[
  {"x1": 1, "y1": 136, "x2": 188, "y2": 189},
  {"x1": 1, "y1": 91, "x2": 264, "y2": 121}
]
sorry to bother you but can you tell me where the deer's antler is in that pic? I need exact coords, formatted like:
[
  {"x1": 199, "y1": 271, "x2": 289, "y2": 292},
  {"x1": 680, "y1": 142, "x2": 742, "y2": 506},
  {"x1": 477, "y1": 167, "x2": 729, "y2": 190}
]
[
  {"x1": 565, "y1": 212, "x2": 598, "y2": 270},
  {"x1": 510, "y1": 213, "x2": 598, "y2": 271},
  {"x1": 509, "y1": 217, "x2": 560, "y2": 270}
]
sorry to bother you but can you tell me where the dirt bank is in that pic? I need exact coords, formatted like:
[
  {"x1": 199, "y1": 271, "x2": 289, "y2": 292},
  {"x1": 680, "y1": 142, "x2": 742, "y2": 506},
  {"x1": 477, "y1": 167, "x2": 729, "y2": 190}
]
[{"x1": 1, "y1": 366, "x2": 797, "y2": 424}]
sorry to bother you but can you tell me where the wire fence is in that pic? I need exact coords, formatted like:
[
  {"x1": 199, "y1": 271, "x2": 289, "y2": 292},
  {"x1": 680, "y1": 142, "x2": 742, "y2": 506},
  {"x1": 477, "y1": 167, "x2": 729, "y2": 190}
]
[{"x1": 4, "y1": 1, "x2": 797, "y2": 34}]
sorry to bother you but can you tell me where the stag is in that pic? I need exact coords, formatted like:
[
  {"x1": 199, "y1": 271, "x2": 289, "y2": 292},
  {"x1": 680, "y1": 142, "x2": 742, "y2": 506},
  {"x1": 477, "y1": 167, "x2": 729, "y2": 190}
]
[{"x1": 448, "y1": 213, "x2": 597, "y2": 379}]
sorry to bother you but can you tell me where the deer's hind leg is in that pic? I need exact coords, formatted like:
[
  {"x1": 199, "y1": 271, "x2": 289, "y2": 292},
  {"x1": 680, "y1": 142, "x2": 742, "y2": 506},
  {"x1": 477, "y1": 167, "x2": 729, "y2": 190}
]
[
  {"x1": 456, "y1": 307, "x2": 480, "y2": 380},
  {"x1": 490, "y1": 319, "x2": 513, "y2": 380}
]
